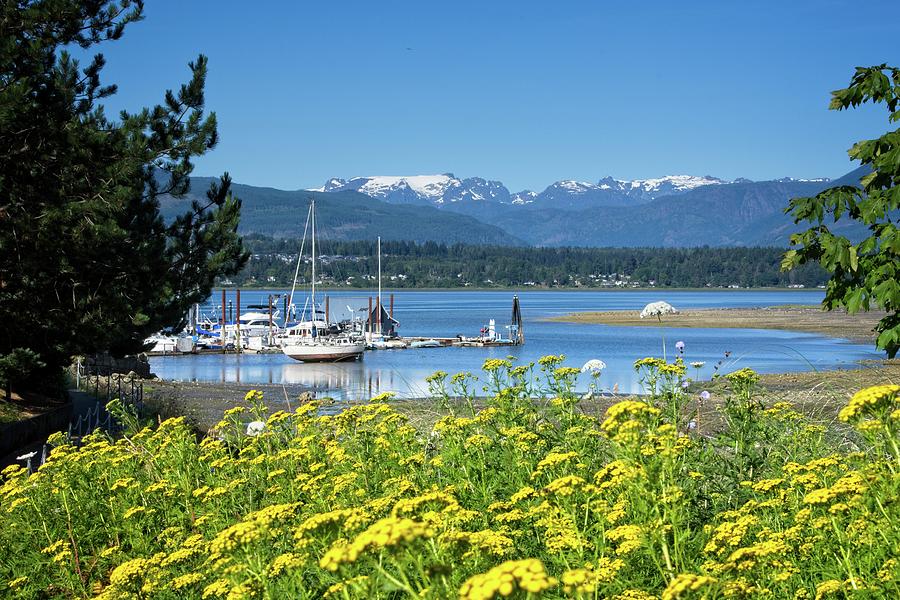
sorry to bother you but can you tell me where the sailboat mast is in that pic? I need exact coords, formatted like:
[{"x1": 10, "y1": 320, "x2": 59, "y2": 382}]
[
  {"x1": 377, "y1": 236, "x2": 382, "y2": 316},
  {"x1": 310, "y1": 200, "x2": 316, "y2": 322},
  {"x1": 287, "y1": 203, "x2": 312, "y2": 325}
]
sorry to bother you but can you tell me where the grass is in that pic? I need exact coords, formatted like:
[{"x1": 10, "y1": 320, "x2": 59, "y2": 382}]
[
  {"x1": 0, "y1": 389, "x2": 67, "y2": 425},
  {"x1": 0, "y1": 400, "x2": 29, "y2": 425}
]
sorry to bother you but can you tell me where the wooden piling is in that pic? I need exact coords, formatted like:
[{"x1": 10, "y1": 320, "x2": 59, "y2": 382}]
[
  {"x1": 221, "y1": 289, "x2": 226, "y2": 350},
  {"x1": 390, "y1": 293, "x2": 394, "y2": 319},
  {"x1": 236, "y1": 289, "x2": 242, "y2": 352},
  {"x1": 268, "y1": 294, "x2": 274, "y2": 341},
  {"x1": 376, "y1": 296, "x2": 381, "y2": 334}
]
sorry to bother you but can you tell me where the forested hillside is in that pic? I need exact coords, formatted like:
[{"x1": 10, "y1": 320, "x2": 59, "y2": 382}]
[
  {"x1": 157, "y1": 168, "x2": 871, "y2": 248},
  {"x1": 226, "y1": 237, "x2": 828, "y2": 289},
  {"x1": 158, "y1": 179, "x2": 523, "y2": 245}
]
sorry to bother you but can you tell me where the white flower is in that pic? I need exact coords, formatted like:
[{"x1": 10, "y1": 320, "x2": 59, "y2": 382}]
[
  {"x1": 245, "y1": 421, "x2": 266, "y2": 436},
  {"x1": 581, "y1": 359, "x2": 607, "y2": 374},
  {"x1": 640, "y1": 301, "x2": 679, "y2": 319}
]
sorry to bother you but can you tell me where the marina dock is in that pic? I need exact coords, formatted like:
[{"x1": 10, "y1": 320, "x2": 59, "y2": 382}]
[{"x1": 145, "y1": 291, "x2": 524, "y2": 357}]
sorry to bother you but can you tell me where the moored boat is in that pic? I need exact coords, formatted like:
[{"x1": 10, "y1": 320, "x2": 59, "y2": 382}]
[
  {"x1": 282, "y1": 336, "x2": 365, "y2": 362},
  {"x1": 409, "y1": 339, "x2": 441, "y2": 349},
  {"x1": 282, "y1": 199, "x2": 365, "y2": 363}
]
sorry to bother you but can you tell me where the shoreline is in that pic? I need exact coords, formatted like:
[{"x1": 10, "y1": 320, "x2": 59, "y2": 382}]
[
  {"x1": 214, "y1": 286, "x2": 823, "y2": 293},
  {"x1": 545, "y1": 305, "x2": 882, "y2": 344},
  {"x1": 141, "y1": 357, "x2": 900, "y2": 433}
]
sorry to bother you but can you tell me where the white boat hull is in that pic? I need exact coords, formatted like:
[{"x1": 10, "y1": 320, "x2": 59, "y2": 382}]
[{"x1": 283, "y1": 341, "x2": 365, "y2": 362}]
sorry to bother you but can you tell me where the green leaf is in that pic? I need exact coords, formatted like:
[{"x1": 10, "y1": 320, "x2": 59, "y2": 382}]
[{"x1": 845, "y1": 288, "x2": 865, "y2": 314}]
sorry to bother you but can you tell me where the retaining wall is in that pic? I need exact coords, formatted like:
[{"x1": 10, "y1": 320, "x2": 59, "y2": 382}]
[{"x1": 0, "y1": 403, "x2": 73, "y2": 459}]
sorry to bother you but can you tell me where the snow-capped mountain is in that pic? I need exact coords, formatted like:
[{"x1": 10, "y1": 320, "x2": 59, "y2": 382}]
[
  {"x1": 312, "y1": 172, "x2": 827, "y2": 209},
  {"x1": 510, "y1": 190, "x2": 538, "y2": 205},
  {"x1": 442, "y1": 177, "x2": 510, "y2": 204},
  {"x1": 311, "y1": 174, "x2": 511, "y2": 205},
  {"x1": 773, "y1": 177, "x2": 831, "y2": 183},
  {"x1": 535, "y1": 180, "x2": 633, "y2": 208},
  {"x1": 597, "y1": 175, "x2": 728, "y2": 202}
]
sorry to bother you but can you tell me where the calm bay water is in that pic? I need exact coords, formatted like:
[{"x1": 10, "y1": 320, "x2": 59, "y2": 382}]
[{"x1": 149, "y1": 289, "x2": 882, "y2": 398}]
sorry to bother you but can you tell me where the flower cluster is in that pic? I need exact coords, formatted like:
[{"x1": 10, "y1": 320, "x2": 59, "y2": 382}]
[
  {"x1": 838, "y1": 384, "x2": 899, "y2": 423},
  {"x1": 458, "y1": 559, "x2": 557, "y2": 600},
  {"x1": 1, "y1": 356, "x2": 898, "y2": 599}
]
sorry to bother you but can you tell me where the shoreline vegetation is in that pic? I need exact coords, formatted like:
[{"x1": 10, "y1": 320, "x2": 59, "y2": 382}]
[
  {"x1": 5, "y1": 356, "x2": 900, "y2": 598},
  {"x1": 547, "y1": 305, "x2": 884, "y2": 344},
  {"x1": 136, "y1": 358, "x2": 900, "y2": 434},
  {"x1": 213, "y1": 285, "x2": 824, "y2": 293},
  {"x1": 229, "y1": 240, "x2": 829, "y2": 290}
]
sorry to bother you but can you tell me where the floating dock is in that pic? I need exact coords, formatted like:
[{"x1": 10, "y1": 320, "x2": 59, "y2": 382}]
[{"x1": 146, "y1": 293, "x2": 525, "y2": 356}]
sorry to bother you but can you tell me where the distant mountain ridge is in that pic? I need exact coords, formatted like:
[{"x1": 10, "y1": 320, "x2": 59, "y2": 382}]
[
  {"x1": 157, "y1": 179, "x2": 525, "y2": 246},
  {"x1": 313, "y1": 174, "x2": 512, "y2": 205},
  {"x1": 311, "y1": 172, "x2": 839, "y2": 212},
  {"x1": 159, "y1": 166, "x2": 868, "y2": 248}
]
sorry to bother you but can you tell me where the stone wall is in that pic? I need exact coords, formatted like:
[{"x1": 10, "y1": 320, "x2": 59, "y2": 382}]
[{"x1": 81, "y1": 353, "x2": 152, "y2": 378}]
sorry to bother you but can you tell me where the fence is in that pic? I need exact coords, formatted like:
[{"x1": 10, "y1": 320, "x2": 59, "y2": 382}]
[
  {"x1": 16, "y1": 367, "x2": 145, "y2": 472},
  {"x1": 78, "y1": 369, "x2": 145, "y2": 413}
]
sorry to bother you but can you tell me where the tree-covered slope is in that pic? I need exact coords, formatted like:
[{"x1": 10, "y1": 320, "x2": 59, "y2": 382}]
[
  {"x1": 489, "y1": 168, "x2": 871, "y2": 247},
  {"x1": 161, "y1": 167, "x2": 871, "y2": 248},
  {"x1": 159, "y1": 179, "x2": 525, "y2": 245}
]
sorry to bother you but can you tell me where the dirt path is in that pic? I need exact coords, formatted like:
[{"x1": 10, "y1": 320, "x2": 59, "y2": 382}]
[
  {"x1": 141, "y1": 380, "x2": 317, "y2": 432},
  {"x1": 547, "y1": 305, "x2": 883, "y2": 343}
]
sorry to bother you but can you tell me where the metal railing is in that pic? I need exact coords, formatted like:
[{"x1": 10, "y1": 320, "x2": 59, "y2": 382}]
[{"x1": 16, "y1": 366, "x2": 146, "y2": 472}]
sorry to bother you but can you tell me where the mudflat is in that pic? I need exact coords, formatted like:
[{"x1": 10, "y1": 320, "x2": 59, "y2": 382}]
[{"x1": 547, "y1": 305, "x2": 884, "y2": 343}]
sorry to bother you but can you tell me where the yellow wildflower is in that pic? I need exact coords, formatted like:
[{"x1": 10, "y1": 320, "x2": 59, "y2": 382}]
[
  {"x1": 109, "y1": 557, "x2": 149, "y2": 590},
  {"x1": 268, "y1": 552, "x2": 306, "y2": 577},
  {"x1": 607, "y1": 524, "x2": 643, "y2": 556},
  {"x1": 661, "y1": 573, "x2": 716, "y2": 600},
  {"x1": 319, "y1": 517, "x2": 433, "y2": 571},
  {"x1": 532, "y1": 451, "x2": 579, "y2": 477},
  {"x1": 459, "y1": 559, "x2": 557, "y2": 599},
  {"x1": 172, "y1": 572, "x2": 205, "y2": 590},
  {"x1": 123, "y1": 506, "x2": 148, "y2": 519},
  {"x1": 839, "y1": 384, "x2": 899, "y2": 422},
  {"x1": 8, "y1": 576, "x2": 27, "y2": 589},
  {"x1": 814, "y1": 579, "x2": 842, "y2": 599},
  {"x1": 202, "y1": 579, "x2": 231, "y2": 599}
]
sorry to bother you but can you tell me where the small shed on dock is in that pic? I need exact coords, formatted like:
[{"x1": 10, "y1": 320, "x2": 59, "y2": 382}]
[{"x1": 366, "y1": 303, "x2": 399, "y2": 337}]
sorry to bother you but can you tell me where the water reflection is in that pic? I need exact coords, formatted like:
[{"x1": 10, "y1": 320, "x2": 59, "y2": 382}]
[{"x1": 151, "y1": 290, "x2": 883, "y2": 397}]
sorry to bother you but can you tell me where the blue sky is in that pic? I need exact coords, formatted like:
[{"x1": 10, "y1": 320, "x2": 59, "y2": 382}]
[{"x1": 88, "y1": 0, "x2": 897, "y2": 192}]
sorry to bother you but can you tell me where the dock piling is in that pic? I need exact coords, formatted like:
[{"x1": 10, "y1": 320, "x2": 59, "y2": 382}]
[
  {"x1": 221, "y1": 289, "x2": 227, "y2": 350},
  {"x1": 236, "y1": 289, "x2": 242, "y2": 353}
]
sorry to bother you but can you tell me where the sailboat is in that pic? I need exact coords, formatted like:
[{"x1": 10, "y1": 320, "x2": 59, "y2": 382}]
[
  {"x1": 365, "y1": 236, "x2": 403, "y2": 349},
  {"x1": 282, "y1": 200, "x2": 365, "y2": 362}
]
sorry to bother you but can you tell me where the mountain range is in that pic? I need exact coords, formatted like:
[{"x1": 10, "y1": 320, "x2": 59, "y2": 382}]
[
  {"x1": 158, "y1": 167, "x2": 868, "y2": 247},
  {"x1": 311, "y1": 173, "x2": 742, "y2": 209}
]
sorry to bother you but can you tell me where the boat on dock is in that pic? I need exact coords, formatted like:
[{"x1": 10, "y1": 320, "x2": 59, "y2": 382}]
[
  {"x1": 409, "y1": 338, "x2": 442, "y2": 349},
  {"x1": 143, "y1": 334, "x2": 195, "y2": 354}
]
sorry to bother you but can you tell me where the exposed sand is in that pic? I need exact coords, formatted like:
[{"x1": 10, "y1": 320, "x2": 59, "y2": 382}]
[{"x1": 547, "y1": 305, "x2": 884, "y2": 343}]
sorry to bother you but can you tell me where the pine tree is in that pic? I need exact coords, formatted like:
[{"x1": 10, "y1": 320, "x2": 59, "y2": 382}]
[{"x1": 0, "y1": 1, "x2": 248, "y2": 392}]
